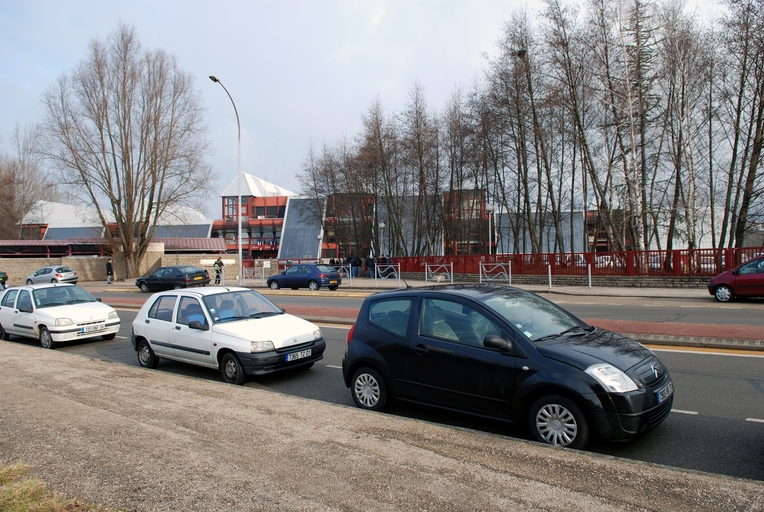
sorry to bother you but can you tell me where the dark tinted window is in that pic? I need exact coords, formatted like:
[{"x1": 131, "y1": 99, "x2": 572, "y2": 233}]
[
  {"x1": 369, "y1": 299, "x2": 412, "y2": 338},
  {"x1": 148, "y1": 295, "x2": 177, "y2": 322},
  {"x1": 1, "y1": 290, "x2": 18, "y2": 307}
]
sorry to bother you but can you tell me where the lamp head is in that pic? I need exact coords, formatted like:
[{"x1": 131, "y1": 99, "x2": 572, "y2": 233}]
[{"x1": 209, "y1": 75, "x2": 219, "y2": 83}]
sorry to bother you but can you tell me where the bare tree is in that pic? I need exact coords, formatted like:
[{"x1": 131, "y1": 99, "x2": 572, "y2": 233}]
[
  {"x1": 41, "y1": 24, "x2": 215, "y2": 277},
  {"x1": 0, "y1": 125, "x2": 59, "y2": 239}
]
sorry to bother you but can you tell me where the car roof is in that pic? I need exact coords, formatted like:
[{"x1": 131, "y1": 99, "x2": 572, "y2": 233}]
[
  {"x1": 368, "y1": 283, "x2": 523, "y2": 299},
  {"x1": 148, "y1": 286, "x2": 250, "y2": 298},
  {"x1": 4, "y1": 283, "x2": 77, "y2": 291}
]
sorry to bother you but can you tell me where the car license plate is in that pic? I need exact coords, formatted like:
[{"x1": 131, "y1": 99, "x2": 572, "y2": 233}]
[
  {"x1": 330, "y1": 280, "x2": 337, "y2": 284},
  {"x1": 656, "y1": 381, "x2": 673, "y2": 404},
  {"x1": 81, "y1": 324, "x2": 105, "y2": 333},
  {"x1": 194, "y1": 276, "x2": 203, "y2": 280},
  {"x1": 286, "y1": 349, "x2": 311, "y2": 362}
]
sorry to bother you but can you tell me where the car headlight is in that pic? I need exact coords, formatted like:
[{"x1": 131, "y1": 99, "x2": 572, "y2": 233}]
[
  {"x1": 313, "y1": 329, "x2": 322, "y2": 340},
  {"x1": 55, "y1": 318, "x2": 74, "y2": 327},
  {"x1": 250, "y1": 340, "x2": 275, "y2": 353},
  {"x1": 108, "y1": 311, "x2": 119, "y2": 320},
  {"x1": 585, "y1": 363, "x2": 638, "y2": 393}
]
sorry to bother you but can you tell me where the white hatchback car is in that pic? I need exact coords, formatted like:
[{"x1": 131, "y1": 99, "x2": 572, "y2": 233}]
[
  {"x1": 130, "y1": 287, "x2": 325, "y2": 385},
  {"x1": 0, "y1": 284, "x2": 121, "y2": 348}
]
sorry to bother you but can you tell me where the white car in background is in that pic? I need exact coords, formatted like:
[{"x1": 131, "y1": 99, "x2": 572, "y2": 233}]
[
  {"x1": 0, "y1": 284, "x2": 120, "y2": 348},
  {"x1": 25, "y1": 265, "x2": 78, "y2": 285},
  {"x1": 130, "y1": 286, "x2": 326, "y2": 385}
]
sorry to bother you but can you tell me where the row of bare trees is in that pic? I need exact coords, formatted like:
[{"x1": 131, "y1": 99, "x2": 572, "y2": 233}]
[{"x1": 298, "y1": 0, "x2": 764, "y2": 257}]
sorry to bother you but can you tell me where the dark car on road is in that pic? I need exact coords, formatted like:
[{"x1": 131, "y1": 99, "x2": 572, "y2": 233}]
[
  {"x1": 267, "y1": 264, "x2": 341, "y2": 291},
  {"x1": 0, "y1": 270, "x2": 7, "y2": 289},
  {"x1": 708, "y1": 254, "x2": 764, "y2": 302},
  {"x1": 135, "y1": 265, "x2": 210, "y2": 293},
  {"x1": 342, "y1": 284, "x2": 674, "y2": 449}
]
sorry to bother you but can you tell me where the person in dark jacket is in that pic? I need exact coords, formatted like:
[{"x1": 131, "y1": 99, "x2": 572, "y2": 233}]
[{"x1": 106, "y1": 259, "x2": 114, "y2": 284}]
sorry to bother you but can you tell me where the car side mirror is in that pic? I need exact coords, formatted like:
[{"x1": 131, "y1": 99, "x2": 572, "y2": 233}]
[
  {"x1": 188, "y1": 320, "x2": 209, "y2": 331},
  {"x1": 281, "y1": 271, "x2": 286, "y2": 275},
  {"x1": 96, "y1": 298, "x2": 102, "y2": 302},
  {"x1": 484, "y1": 334, "x2": 512, "y2": 351},
  {"x1": 731, "y1": 269, "x2": 738, "y2": 275}
]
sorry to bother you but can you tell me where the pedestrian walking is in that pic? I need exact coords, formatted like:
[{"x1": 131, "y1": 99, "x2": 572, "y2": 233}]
[
  {"x1": 106, "y1": 258, "x2": 113, "y2": 284},
  {"x1": 214, "y1": 257, "x2": 224, "y2": 285}
]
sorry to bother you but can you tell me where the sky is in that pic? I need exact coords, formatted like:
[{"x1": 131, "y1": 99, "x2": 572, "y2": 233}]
[{"x1": 1, "y1": 0, "x2": 721, "y2": 220}]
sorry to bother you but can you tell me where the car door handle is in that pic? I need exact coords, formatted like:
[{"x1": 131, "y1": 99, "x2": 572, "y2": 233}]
[
  {"x1": 174, "y1": 326, "x2": 181, "y2": 330},
  {"x1": 145, "y1": 319, "x2": 150, "y2": 324},
  {"x1": 413, "y1": 344, "x2": 428, "y2": 355}
]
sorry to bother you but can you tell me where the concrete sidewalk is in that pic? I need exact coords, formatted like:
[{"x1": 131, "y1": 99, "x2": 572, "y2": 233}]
[{"x1": 89, "y1": 280, "x2": 764, "y2": 352}]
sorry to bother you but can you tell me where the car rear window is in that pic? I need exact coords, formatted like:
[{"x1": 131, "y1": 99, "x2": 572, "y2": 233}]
[
  {"x1": 316, "y1": 265, "x2": 335, "y2": 273},
  {"x1": 368, "y1": 299, "x2": 412, "y2": 338}
]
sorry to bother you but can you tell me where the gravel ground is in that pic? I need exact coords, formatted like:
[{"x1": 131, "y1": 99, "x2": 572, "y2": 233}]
[{"x1": 1, "y1": 341, "x2": 762, "y2": 511}]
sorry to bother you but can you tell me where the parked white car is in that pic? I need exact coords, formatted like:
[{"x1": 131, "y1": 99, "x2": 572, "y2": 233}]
[
  {"x1": 130, "y1": 286, "x2": 325, "y2": 385},
  {"x1": 0, "y1": 284, "x2": 120, "y2": 348}
]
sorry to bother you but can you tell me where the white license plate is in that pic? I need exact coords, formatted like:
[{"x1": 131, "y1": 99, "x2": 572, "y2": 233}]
[
  {"x1": 656, "y1": 381, "x2": 673, "y2": 404},
  {"x1": 286, "y1": 349, "x2": 311, "y2": 362},
  {"x1": 81, "y1": 324, "x2": 105, "y2": 333}
]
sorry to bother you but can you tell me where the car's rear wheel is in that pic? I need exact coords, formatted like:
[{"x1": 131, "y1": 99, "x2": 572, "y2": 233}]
[
  {"x1": 221, "y1": 353, "x2": 246, "y2": 385},
  {"x1": 139, "y1": 282, "x2": 150, "y2": 293},
  {"x1": 137, "y1": 340, "x2": 159, "y2": 368},
  {"x1": 308, "y1": 280, "x2": 319, "y2": 291},
  {"x1": 101, "y1": 333, "x2": 116, "y2": 341},
  {"x1": 714, "y1": 285, "x2": 734, "y2": 302},
  {"x1": 528, "y1": 394, "x2": 589, "y2": 449},
  {"x1": 51, "y1": 279, "x2": 57, "y2": 283},
  {"x1": 26, "y1": 279, "x2": 33, "y2": 285},
  {"x1": 39, "y1": 327, "x2": 55, "y2": 349},
  {"x1": 328, "y1": 286, "x2": 338, "y2": 291},
  {"x1": 351, "y1": 367, "x2": 388, "y2": 411},
  {"x1": 269, "y1": 280, "x2": 280, "y2": 290},
  {"x1": 0, "y1": 324, "x2": 9, "y2": 341}
]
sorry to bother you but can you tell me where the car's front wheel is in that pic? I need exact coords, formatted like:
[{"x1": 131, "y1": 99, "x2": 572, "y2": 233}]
[
  {"x1": 0, "y1": 324, "x2": 9, "y2": 341},
  {"x1": 137, "y1": 340, "x2": 159, "y2": 368},
  {"x1": 269, "y1": 280, "x2": 280, "y2": 290},
  {"x1": 220, "y1": 353, "x2": 246, "y2": 385},
  {"x1": 351, "y1": 367, "x2": 388, "y2": 411},
  {"x1": 714, "y1": 285, "x2": 734, "y2": 302},
  {"x1": 308, "y1": 280, "x2": 319, "y2": 291},
  {"x1": 528, "y1": 394, "x2": 589, "y2": 449},
  {"x1": 139, "y1": 282, "x2": 150, "y2": 293},
  {"x1": 39, "y1": 327, "x2": 55, "y2": 349}
]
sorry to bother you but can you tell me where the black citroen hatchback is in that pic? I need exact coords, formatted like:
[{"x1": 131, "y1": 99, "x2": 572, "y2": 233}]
[{"x1": 342, "y1": 284, "x2": 673, "y2": 449}]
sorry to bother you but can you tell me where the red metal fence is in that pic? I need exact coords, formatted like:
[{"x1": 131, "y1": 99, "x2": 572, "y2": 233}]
[{"x1": 393, "y1": 247, "x2": 763, "y2": 277}]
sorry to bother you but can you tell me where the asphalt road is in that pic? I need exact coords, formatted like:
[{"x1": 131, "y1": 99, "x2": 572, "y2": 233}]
[{"x1": 36, "y1": 307, "x2": 764, "y2": 482}]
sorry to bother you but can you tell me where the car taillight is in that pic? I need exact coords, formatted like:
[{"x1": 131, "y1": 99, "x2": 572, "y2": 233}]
[
  {"x1": 318, "y1": 273, "x2": 327, "y2": 278},
  {"x1": 346, "y1": 323, "x2": 355, "y2": 344}
]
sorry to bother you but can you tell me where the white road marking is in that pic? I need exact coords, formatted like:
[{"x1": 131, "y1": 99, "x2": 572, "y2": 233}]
[
  {"x1": 719, "y1": 306, "x2": 742, "y2": 309},
  {"x1": 672, "y1": 410, "x2": 699, "y2": 415},
  {"x1": 326, "y1": 365, "x2": 343, "y2": 369},
  {"x1": 679, "y1": 305, "x2": 702, "y2": 308},
  {"x1": 643, "y1": 304, "x2": 662, "y2": 307},
  {"x1": 745, "y1": 418, "x2": 764, "y2": 423},
  {"x1": 116, "y1": 335, "x2": 128, "y2": 339}
]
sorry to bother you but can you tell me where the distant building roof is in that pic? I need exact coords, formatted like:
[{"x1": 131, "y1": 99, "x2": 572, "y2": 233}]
[
  {"x1": 43, "y1": 227, "x2": 104, "y2": 240},
  {"x1": 221, "y1": 173, "x2": 296, "y2": 198},
  {"x1": 22, "y1": 200, "x2": 212, "y2": 227}
]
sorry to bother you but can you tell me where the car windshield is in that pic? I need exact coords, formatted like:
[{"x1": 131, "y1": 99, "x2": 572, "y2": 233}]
[
  {"x1": 202, "y1": 290, "x2": 283, "y2": 323},
  {"x1": 479, "y1": 289, "x2": 588, "y2": 342},
  {"x1": 34, "y1": 286, "x2": 96, "y2": 308}
]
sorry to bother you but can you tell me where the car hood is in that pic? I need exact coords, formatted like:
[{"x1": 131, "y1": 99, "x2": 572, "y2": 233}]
[
  {"x1": 37, "y1": 302, "x2": 117, "y2": 322},
  {"x1": 537, "y1": 328, "x2": 653, "y2": 372},
  {"x1": 211, "y1": 313, "x2": 319, "y2": 349}
]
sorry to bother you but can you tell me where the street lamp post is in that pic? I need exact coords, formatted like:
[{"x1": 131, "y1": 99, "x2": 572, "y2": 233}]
[
  {"x1": 485, "y1": 203, "x2": 494, "y2": 255},
  {"x1": 209, "y1": 75, "x2": 243, "y2": 285},
  {"x1": 378, "y1": 222, "x2": 385, "y2": 257}
]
